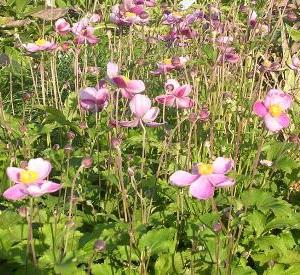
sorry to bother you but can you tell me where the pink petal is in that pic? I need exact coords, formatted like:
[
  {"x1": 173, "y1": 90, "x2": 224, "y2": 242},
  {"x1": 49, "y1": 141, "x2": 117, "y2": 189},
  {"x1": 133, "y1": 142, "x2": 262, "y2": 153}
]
[
  {"x1": 126, "y1": 80, "x2": 145, "y2": 94},
  {"x1": 142, "y1": 107, "x2": 159, "y2": 122},
  {"x1": 3, "y1": 184, "x2": 28, "y2": 201},
  {"x1": 174, "y1": 85, "x2": 192, "y2": 97},
  {"x1": 27, "y1": 158, "x2": 52, "y2": 181},
  {"x1": 120, "y1": 89, "x2": 134, "y2": 99},
  {"x1": 175, "y1": 97, "x2": 194, "y2": 109},
  {"x1": 207, "y1": 174, "x2": 234, "y2": 187},
  {"x1": 165, "y1": 79, "x2": 180, "y2": 90},
  {"x1": 145, "y1": 121, "x2": 165, "y2": 127},
  {"x1": 189, "y1": 177, "x2": 215, "y2": 200},
  {"x1": 212, "y1": 157, "x2": 234, "y2": 174},
  {"x1": 80, "y1": 87, "x2": 97, "y2": 101},
  {"x1": 264, "y1": 89, "x2": 292, "y2": 110},
  {"x1": 112, "y1": 76, "x2": 127, "y2": 88},
  {"x1": 7, "y1": 167, "x2": 23, "y2": 183},
  {"x1": 107, "y1": 62, "x2": 119, "y2": 78},
  {"x1": 23, "y1": 43, "x2": 41, "y2": 53},
  {"x1": 155, "y1": 95, "x2": 175, "y2": 107},
  {"x1": 26, "y1": 184, "x2": 44, "y2": 197},
  {"x1": 80, "y1": 99, "x2": 96, "y2": 111},
  {"x1": 253, "y1": 101, "x2": 268, "y2": 117},
  {"x1": 170, "y1": 171, "x2": 199, "y2": 187},
  {"x1": 264, "y1": 113, "x2": 286, "y2": 132},
  {"x1": 278, "y1": 113, "x2": 290, "y2": 128},
  {"x1": 118, "y1": 119, "x2": 140, "y2": 128},
  {"x1": 40, "y1": 181, "x2": 61, "y2": 193},
  {"x1": 129, "y1": 94, "x2": 151, "y2": 118}
]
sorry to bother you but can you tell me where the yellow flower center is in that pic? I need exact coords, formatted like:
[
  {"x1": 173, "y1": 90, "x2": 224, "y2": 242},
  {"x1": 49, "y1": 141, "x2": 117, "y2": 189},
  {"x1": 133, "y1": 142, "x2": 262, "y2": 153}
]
[
  {"x1": 35, "y1": 39, "x2": 46, "y2": 46},
  {"x1": 198, "y1": 164, "x2": 213, "y2": 175},
  {"x1": 125, "y1": 12, "x2": 136, "y2": 18},
  {"x1": 269, "y1": 104, "x2": 282, "y2": 117},
  {"x1": 122, "y1": 76, "x2": 130, "y2": 83},
  {"x1": 19, "y1": 170, "x2": 39, "y2": 184},
  {"x1": 262, "y1": 59, "x2": 272, "y2": 67},
  {"x1": 172, "y1": 12, "x2": 182, "y2": 17},
  {"x1": 164, "y1": 58, "x2": 172, "y2": 65}
]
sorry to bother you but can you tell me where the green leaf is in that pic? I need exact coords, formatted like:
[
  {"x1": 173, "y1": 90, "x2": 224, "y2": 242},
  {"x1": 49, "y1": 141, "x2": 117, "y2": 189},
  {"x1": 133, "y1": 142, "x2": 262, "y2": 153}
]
[
  {"x1": 138, "y1": 228, "x2": 176, "y2": 255},
  {"x1": 286, "y1": 25, "x2": 300, "y2": 42},
  {"x1": 16, "y1": 0, "x2": 28, "y2": 14}
]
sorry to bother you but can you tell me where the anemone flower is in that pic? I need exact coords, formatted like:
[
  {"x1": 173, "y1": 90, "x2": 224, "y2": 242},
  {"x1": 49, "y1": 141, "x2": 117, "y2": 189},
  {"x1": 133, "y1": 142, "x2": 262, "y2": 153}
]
[
  {"x1": 107, "y1": 62, "x2": 145, "y2": 99},
  {"x1": 170, "y1": 157, "x2": 234, "y2": 200},
  {"x1": 55, "y1": 18, "x2": 71, "y2": 35},
  {"x1": 113, "y1": 94, "x2": 163, "y2": 127},
  {"x1": 23, "y1": 39, "x2": 57, "y2": 53},
  {"x1": 110, "y1": 0, "x2": 149, "y2": 26},
  {"x1": 72, "y1": 19, "x2": 99, "y2": 44},
  {"x1": 248, "y1": 10, "x2": 257, "y2": 28},
  {"x1": 79, "y1": 86, "x2": 109, "y2": 112},
  {"x1": 151, "y1": 56, "x2": 189, "y2": 75},
  {"x1": 253, "y1": 89, "x2": 292, "y2": 132},
  {"x1": 218, "y1": 47, "x2": 240, "y2": 64},
  {"x1": 3, "y1": 158, "x2": 61, "y2": 201},
  {"x1": 156, "y1": 79, "x2": 194, "y2": 109}
]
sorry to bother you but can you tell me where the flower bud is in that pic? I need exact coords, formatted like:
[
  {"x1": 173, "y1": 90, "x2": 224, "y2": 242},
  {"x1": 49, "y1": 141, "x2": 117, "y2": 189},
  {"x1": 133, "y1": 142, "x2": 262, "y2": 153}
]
[
  {"x1": 53, "y1": 144, "x2": 60, "y2": 150},
  {"x1": 111, "y1": 137, "x2": 122, "y2": 149},
  {"x1": 23, "y1": 92, "x2": 32, "y2": 102},
  {"x1": 171, "y1": 56, "x2": 181, "y2": 66},
  {"x1": 81, "y1": 156, "x2": 93, "y2": 168},
  {"x1": 213, "y1": 222, "x2": 222, "y2": 233},
  {"x1": 94, "y1": 240, "x2": 106, "y2": 252},
  {"x1": 139, "y1": 11, "x2": 149, "y2": 20},
  {"x1": 67, "y1": 131, "x2": 75, "y2": 140},
  {"x1": 79, "y1": 121, "x2": 88, "y2": 130},
  {"x1": 64, "y1": 144, "x2": 73, "y2": 154}
]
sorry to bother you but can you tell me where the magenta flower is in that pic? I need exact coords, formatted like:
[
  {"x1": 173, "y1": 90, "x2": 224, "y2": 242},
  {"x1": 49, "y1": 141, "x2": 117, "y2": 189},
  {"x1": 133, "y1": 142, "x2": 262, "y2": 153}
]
[
  {"x1": 55, "y1": 18, "x2": 71, "y2": 35},
  {"x1": 170, "y1": 157, "x2": 234, "y2": 200},
  {"x1": 110, "y1": 0, "x2": 149, "y2": 26},
  {"x1": 107, "y1": 62, "x2": 145, "y2": 99},
  {"x1": 151, "y1": 56, "x2": 189, "y2": 75},
  {"x1": 72, "y1": 19, "x2": 99, "y2": 45},
  {"x1": 156, "y1": 79, "x2": 194, "y2": 109},
  {"x1": 79, "y1": 86, "x2": 109, "y2": 112},
  {"x1": 23, "y1": 39, "x2": 57, "y2": 53},
  {"x1": 253, "y1": 89, "x2": 292, "y2": 132},
  {"x1": 248, "y1": 10, "x2": 257, "y2": 28},
  {"x1": 218, "y1": 47, "x2": 240, "y2": 64},
  {"x1": 134, "y1": 0, "x2": 156, "y2": 7},
  {"x1": 289, "y1": 55, "x2": 300, "y2": 71},
  {"x1": 3, "y1": 158, "x2": 61, "y2": 201},
  {"x1": 114, "y1": 94, "x2": 163, "y2": 127}
]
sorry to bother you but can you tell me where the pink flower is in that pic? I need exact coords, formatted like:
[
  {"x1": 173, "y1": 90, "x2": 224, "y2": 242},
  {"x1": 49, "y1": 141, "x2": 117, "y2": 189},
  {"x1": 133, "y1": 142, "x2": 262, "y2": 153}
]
[
  {"x1": 55, "y1": 18, "x2": 71, "y2": 35},
  {"x1": 72, "y1": 19, "x2": 99, "y2": 44},
  {"x1": 218, "y1": 47, "x2": 240, "y2": 64},
  {"x1": 113, "y1": 94, "x2": 163, "y2": 127},
  {"x1": 170, "y1": 157, "x2": 235, "y2": 200},
  {"x1": 289, "y1": 55, "x2": 300, "y2": 71},
  {"x1": 156, "y1": 79, "x2": 194, "y2": 109},
  {"x1": 134, "y1": 0, "x2": 156, "y2": 7},
  {"x1": 23, "y1": 39, "x2": 57, "y2": 53},
  {"x1": 107, "y1": 62, "x2": 145, "y2": 99},
  {"x1": 79, "y1": 86, "x2": 109, "y2": 112},
  {"x1": 253, "y1": 89, "x2": 292, "y2": 132},
  {"x1": 110, "y1": 0, "x2": 149, "y2": 26},
  {"x1": 248, "y1": 10, "x2": 257, "y2": 28},
  {"x1": 151, "y1": 56, "x2": 189, "y2": 75},
  {"x1": 3, "y1": 158, "x2": 61, "y2": 201}
]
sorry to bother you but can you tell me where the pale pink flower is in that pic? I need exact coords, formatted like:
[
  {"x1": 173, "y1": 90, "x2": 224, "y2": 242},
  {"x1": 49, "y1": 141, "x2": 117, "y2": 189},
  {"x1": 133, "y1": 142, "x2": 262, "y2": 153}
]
[
  {"x1": 113, "y1": 94, "x2": 163, "y2": 127},
  {"x1": 156, "y1": 79, "x2": 194, "y2": 109},
  {"x1": 55, "y1": 18, "x2": 71, "y2": 35},
  {"x1": 72, "y1": 19, "x2": 99, "y2": 44},
  {"x1": 151, "y1": 56, "x2": 189, "y2": 75},
  {"x1": 253, "y1": 89, "x2": 292, "y2": 132},
  {"x1": 3, "y1": 158, "x2": 61, "y2": 201},
  {"x1": 107, "y1": 62, "x2": 145, "y2": 99},
  {"x1": 170, "y1": 157, "x2": 235, "y2": 200},
  {"x1": 289, "y1": 55, "x2": 300, "y2": 71},
  {"x1": 79, "y1": 86, "x2": 109, "y2": 112},
  {"x1": 23, "y1": 39, "x2": 57, "y2": 53}
]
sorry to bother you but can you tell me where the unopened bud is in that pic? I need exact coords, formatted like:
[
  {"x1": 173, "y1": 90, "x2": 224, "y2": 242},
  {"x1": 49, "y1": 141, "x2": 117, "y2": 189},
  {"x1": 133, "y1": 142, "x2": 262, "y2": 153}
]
[
  {"x1": 94, "y1": 240, "x2": 106, "y2": 252},
  {"x1": 67, "y1": 131, "x2": 75, "y2": 140},
  {"x1": 81, "y1": 156, "x2": 93, "y2": 168}
]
